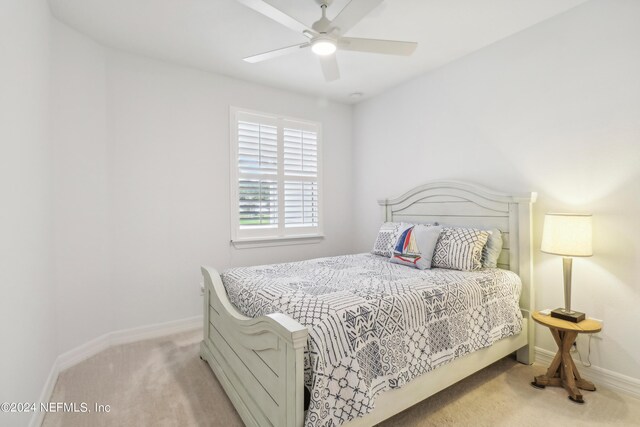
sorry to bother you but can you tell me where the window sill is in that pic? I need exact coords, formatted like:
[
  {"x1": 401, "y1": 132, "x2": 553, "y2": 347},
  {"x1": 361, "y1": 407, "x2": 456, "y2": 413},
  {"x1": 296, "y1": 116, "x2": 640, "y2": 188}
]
[{"x1": 231, "y1": 234, "x2": 325, "y2": 249}]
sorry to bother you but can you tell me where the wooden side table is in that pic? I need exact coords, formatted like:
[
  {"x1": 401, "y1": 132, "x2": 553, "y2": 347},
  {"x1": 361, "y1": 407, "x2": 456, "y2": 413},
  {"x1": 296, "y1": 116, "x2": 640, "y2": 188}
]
[{"x1": 531, "y1": 311, "x2": 602, "y2": 403}]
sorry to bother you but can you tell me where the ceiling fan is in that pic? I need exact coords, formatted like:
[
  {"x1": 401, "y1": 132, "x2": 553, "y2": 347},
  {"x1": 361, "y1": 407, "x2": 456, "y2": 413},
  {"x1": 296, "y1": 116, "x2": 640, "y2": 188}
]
[{"x1": 237, "y1": 0, "x2": 418, "y2": 81}]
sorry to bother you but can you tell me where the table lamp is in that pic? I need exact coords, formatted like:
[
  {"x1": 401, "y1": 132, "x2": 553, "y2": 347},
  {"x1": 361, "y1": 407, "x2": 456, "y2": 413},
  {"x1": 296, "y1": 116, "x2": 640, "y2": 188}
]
[{"x1": 541, "y1": 213, "x2": 593, "y2": 323}]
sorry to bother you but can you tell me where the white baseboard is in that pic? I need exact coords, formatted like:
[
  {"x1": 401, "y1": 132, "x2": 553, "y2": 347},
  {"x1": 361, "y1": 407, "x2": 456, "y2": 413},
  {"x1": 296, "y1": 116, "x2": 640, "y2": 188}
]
[
  {"x1": 29, "y1": 360, "x2": 61, "y2": 427},
  {"x1": 56, "y1": 333, "x2": 112, "y2": 372},
  {"x1": 535, "y1": 347, "x2": 640, "y2": 398},
  {"x1": 109, "y1": 315, "x2": 203, "y2": 347},
  {"x1": 57, "y1": 315, "x2": 203, "y2": 371},
  {"x1": 30, "y1": 315, "x2": 203, "y2": 427}
]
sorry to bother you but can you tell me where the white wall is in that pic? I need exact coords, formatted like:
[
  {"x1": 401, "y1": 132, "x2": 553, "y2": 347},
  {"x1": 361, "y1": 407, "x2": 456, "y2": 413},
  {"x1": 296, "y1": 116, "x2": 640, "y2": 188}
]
[
  {"x1": 50, "y1": 20, "x2": 112, "y2": 353},
  {"x1": 107, "y1": 51, "x2": 354, "y2": 330},
  {"x1": 0, "y1": 9, "x2": 352, "y2": 416},
  {"x1": 352, "y1": 0, "x2": 640, "y2": 379},
  {"x1": 0, "y1": 1, "x2": 57, "y2": 426},
  {"x1": 48, "y1": 21, "x2": 354, "y2": 349}
]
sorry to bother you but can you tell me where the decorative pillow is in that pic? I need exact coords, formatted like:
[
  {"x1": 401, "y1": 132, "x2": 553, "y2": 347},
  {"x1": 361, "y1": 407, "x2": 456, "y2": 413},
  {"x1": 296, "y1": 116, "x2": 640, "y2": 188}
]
[
  {"x1": 372, "y1": 222, "x2": 410, "y2": 257},
  {"x1": 390, "y1": 225, "x2": 442, "y2": 270},
  {"x1": 432, "y1": 227, "x2": 490, "y2": 271},
  {"x1": 482, "y1": 228, "x2": 503, "y2": 268}
]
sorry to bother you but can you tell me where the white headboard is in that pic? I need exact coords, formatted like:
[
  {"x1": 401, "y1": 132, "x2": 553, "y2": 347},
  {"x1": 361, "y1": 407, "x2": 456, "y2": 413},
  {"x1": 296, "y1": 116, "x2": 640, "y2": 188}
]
[{"x1": 378, "y1": 181, "x2": 537, "y2": 319}]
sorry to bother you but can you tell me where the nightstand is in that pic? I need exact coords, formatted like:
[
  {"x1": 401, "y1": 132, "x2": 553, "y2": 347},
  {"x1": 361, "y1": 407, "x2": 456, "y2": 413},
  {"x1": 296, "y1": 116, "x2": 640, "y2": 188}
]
[{"x1": 531, "y1": 311, "x2": 602, "y2": 403}]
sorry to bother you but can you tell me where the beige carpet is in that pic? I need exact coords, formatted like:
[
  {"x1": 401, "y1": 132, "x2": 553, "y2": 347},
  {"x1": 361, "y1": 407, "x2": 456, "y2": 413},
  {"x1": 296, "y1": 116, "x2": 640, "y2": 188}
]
[{"x1": 43, "y1": 330, "x2": 640, "y2": 427}]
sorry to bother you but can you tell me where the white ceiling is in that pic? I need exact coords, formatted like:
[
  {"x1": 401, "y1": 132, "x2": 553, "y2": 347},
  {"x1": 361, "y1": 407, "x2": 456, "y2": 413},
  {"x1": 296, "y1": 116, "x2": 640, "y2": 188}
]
[{"x1": 49, "y1": 0, "x2": 588, "y2": 103}]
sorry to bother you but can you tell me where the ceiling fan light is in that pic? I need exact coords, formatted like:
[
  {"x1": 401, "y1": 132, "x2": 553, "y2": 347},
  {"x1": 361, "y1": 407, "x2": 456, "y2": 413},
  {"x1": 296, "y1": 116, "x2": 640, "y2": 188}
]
[{"x1": 311, "y1": 38, "x2": 337, "y2": 56}]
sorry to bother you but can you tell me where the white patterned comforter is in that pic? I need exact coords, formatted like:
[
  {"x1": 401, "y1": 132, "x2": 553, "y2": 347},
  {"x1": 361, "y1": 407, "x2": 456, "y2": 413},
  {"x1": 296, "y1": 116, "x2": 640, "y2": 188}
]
[{"x1": 222, "y1": 253, "x2": 523, "y2": 427}]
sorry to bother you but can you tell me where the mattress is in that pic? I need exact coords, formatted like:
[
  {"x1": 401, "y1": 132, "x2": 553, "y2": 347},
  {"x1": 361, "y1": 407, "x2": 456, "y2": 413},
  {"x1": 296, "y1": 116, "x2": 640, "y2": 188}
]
[{"x1": 222, "y1": 253, "x2": 523, "y2": 427}]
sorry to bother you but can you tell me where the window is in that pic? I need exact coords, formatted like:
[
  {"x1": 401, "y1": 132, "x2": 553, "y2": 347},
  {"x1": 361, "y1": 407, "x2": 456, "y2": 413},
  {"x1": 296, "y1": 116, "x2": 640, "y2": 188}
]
[{"x1": 230, "y1": 107, "x2": 323, "y2": 246}]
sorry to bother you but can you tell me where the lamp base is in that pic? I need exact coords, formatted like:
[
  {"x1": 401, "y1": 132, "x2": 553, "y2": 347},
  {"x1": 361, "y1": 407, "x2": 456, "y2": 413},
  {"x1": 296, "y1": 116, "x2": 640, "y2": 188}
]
[{"x1": 550, "y1": 308, "x2": 585, "y2": 323}]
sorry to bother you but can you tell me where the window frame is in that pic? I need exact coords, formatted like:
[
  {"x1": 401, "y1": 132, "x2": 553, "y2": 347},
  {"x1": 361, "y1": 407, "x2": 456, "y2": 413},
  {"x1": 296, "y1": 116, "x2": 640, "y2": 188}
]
[{"x1": 229, "y1": 106, "x2": 324, "y2": 248}]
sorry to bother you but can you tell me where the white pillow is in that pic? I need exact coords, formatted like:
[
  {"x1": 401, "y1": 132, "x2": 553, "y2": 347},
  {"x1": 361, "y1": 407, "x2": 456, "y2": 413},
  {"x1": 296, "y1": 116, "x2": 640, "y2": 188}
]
[{"x1": 390, "y1": 225, "x2": 442, "y2": 270}]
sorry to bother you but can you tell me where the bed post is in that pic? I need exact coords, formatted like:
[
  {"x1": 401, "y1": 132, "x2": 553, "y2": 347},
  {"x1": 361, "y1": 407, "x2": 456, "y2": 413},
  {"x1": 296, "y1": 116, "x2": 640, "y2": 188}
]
[
  {"x1": 377, "y1": 198, "x2": 392, "y2": 222},
  {"x1": 515, "y1": 193, "x2": 537, "y2": 365}
]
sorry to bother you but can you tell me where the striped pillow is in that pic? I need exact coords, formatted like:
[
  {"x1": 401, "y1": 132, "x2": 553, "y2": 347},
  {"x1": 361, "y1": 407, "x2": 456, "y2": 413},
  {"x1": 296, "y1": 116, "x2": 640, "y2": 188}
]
[
  {"x1": 482, "y1": 228, "x2": 503, "y2": 268},
  {"x1": 372, "y1": 222, "x2": 409, "y2": 257},
  {"x1": 432, "y1": 227, "x2": 490, "y2": 271}
]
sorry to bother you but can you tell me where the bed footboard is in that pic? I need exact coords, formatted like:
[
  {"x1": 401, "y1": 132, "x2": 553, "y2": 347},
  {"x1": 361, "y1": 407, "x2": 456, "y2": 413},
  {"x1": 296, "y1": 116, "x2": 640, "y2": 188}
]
[{"x1": 200, "y1": 266, "x2": 308, "y2": 427}]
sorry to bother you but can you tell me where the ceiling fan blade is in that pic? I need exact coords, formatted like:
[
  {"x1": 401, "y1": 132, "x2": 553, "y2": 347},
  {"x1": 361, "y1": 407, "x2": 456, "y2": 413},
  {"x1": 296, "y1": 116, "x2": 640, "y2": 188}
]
[
  {"x1": 338, "y1": 37, "x2": 417, "y2": 56},
  {"x1": 319, "y1": 55, "x2": 340, "y2": 82},
  {"x1": 236, "y1": 0, "x2": 311, "y2": 34},
  {"x1": 244, "y1": 43, "x2": 309, "y2": 63},
  {"x1": 331, "y1": 0, "x2": 383, "y2": 34}
]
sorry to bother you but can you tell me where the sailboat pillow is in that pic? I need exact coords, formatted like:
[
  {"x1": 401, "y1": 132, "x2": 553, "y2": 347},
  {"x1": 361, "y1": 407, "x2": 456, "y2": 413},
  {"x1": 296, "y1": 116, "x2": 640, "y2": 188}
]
[{"x1": 390, "y1": 225, "x2": 443, "y2": 270}]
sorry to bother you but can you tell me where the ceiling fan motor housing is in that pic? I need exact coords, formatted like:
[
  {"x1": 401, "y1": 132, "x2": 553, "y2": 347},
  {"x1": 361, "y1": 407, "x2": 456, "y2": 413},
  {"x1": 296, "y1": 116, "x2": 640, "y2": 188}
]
[{"x1": 312, "y1": 3, "x2": 333, "y2": 34}]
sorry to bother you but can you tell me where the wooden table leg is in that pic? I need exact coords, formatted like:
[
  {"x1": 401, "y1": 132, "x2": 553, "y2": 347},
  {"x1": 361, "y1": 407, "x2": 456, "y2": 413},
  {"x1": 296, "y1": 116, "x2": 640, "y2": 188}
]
[
  {"x1": 532, "y1": 350, "x2": 562, "y2": 387},
  {"x1": 559, "y1": 331, "x2": 584, "y2": 403},
  {"x1": 531, "y1": 327, "x2": 594, "y2": 402},
  {"x1": 532, "y1": 328, "x2": 563, "y2": 388},
  {"x1": 566, "y1": 348, "x2": 597, "y2": 391}
]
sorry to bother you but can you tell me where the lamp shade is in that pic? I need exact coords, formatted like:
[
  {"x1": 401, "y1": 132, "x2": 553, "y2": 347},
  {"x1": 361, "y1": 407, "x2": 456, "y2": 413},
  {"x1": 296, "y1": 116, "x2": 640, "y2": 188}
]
[{"x1": 541, "y1": 213, "x2": 593, "y2": 257}]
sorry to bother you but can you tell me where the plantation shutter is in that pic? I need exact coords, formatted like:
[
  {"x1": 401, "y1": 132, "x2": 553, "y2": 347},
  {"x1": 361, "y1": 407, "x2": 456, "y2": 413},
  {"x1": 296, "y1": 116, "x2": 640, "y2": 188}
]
[
  {"x1": 237, "y1": 121, "x2": 278, "y2": 175},
  {"x1": 232, "y1": 108, "x2": 321, "y2": 241},
  {"x1": 283, "y1": 127, "x2": 319, "y2": 227},
  {"x1": 283, "y1": 128, "x2": 317, "y2": 176},
  {"x1": 237, "y1": 119, "x2": 279, "y2": 229}
]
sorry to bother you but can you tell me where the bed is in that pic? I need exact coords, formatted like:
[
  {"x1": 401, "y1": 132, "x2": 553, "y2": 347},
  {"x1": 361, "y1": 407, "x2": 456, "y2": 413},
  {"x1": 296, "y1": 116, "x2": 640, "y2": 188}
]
[{"x1": 200, "y1": 181, "x2": 536, "y2": 427}]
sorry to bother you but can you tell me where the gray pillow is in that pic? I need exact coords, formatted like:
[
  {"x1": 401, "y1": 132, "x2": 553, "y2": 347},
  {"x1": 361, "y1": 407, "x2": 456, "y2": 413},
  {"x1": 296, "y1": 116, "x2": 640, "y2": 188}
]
[
  {"x1": 433, "y1": 227, "x2": 490, "y2": 271},
  {"x1": 482, "y1": 228, "x2": 503, "y2": 268}
]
